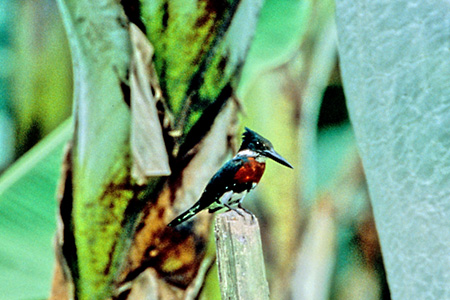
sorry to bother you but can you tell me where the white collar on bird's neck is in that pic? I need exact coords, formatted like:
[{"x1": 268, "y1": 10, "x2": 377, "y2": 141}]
[{"x1": 235, "y1": 149, "x2": 267, "y2": 163}]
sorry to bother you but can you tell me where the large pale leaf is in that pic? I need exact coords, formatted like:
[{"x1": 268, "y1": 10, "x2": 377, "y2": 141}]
[
  {"x1": 336, "y1": 1, "x2": 450, "y2": 298},
  {"x1": 0, "y1": 119, "x2": 72, "y2": 299},
  {"x1": 56, "y1": 0, "x2": 133, "y2": 298}
]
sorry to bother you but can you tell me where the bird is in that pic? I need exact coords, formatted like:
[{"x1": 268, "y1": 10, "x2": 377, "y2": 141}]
[{"x1": 167, "y1": 127, "x2": 293, "y2": 227}]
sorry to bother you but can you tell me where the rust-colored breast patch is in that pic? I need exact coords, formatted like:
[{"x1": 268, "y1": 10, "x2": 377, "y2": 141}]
[{"x1": 233, "y1": 157, "x2": 266, "y2": 184}]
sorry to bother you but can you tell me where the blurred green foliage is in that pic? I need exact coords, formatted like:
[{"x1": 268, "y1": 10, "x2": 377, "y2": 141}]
[
  {"x1": 11, "y1": 1, "x2": 72, "y2": 157},
  {"x1": 0, "y1": 0, "x2": 17, "y2": 172},
  {"x1": 239, "y1": 0, "x2": 311, "y2": 90}
]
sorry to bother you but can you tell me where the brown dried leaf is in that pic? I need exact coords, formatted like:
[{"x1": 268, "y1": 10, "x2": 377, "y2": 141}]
[
  {"x1": 125, "y1": 269, "x2": 184, "y2": 300},
  {"x1": 49, "y1": 260, "x2": 71, "y2": 300},
  {"x1": 124, "y1": 269, "x2": 159, "y2": 300},
  {"x1": 124, "y1": 254, "x2": 215, "y2": 300},
  {"x1": 129, "y1": 23, "x2": 171, "y2": 184}
]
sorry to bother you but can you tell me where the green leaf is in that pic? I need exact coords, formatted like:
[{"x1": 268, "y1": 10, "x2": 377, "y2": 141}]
[{"x1": 0, "y1": 119, "x2": 72, "y2": 300}]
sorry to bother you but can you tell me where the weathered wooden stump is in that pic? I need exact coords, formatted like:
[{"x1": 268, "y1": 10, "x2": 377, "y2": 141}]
[{"x1": 214, "y1": 210, "x2": 270, "y2": 300}]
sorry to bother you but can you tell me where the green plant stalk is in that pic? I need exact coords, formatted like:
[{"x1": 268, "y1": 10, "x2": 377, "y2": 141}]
[
  {"x1": 140, "y1": 0, "x2": 261, "y2": 135},
  {"x1": 141, "y1": 0, "x2": 225, "y2": 116}
]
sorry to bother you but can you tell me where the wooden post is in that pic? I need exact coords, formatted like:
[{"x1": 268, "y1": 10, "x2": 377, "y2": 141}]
[{"x1": 214, "y1": 210, "x2": 270, "y2": 300}]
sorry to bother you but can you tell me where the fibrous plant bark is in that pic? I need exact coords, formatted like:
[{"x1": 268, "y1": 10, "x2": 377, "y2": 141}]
[{"x1": 50, "y1": 0, "x2": 264, "y2": 299}]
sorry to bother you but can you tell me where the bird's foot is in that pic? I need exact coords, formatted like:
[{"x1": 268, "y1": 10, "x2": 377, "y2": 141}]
[
  {"x1": 238, "y1": 204, "x2": 255, "y2": 221},
  {"x1": 209, "y1": 206, "x2": 221, "y2": 213},
  {"x1": 224, "y1": 203, "x2": 245, "y2": 217}
]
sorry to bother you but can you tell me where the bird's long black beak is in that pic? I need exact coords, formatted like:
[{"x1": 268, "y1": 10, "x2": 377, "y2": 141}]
[{"x1": 263, "y1": 149, "x2": 293, "y2": 169}]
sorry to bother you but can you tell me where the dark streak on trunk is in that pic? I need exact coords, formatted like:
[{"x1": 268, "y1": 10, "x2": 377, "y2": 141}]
[
  {"x1": 177, "y1": 84, "x2": 233, "y2": 163},
  {"x1": 59, "y1": 145, "x2": 80, "y2": 297},
  {"x1": 120, "y1": 0, "x2": 146, "y2": 34},
  {"x1": 185, "y1": 0, "x2": 240, "y2": 104},
  {"x1": 120, "y1": 80, "x2": 131, "y2": 108}
]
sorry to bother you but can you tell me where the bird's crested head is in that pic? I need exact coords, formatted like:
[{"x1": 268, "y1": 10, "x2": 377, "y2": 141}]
[{"x1": 238, "y1": 127, "x2": 293, "y2": 169}]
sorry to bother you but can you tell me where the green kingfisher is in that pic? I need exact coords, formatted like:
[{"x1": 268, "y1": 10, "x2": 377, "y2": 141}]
[{"x1": 168, "y1": 127, "x2": 293, "y2": 227}]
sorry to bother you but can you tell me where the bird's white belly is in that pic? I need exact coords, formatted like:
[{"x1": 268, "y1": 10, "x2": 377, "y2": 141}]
[
  {"x1": 207, "y1": 190, "x2": 248, "y2": 211},
  {"x1": 221, "y1": 190, "x2": 247, "y2": 206}
]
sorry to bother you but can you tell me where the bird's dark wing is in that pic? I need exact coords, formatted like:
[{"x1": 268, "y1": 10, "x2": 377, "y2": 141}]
[
  {"x1": 201, "y1": 156, "x2": 253, "y2": 202},
  {"x1": 167, "y1": 157, "x2": 249, "y2": 227}
]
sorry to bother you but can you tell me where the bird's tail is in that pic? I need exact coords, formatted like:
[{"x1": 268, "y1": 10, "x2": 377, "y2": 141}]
[{"x1": 167, "y1": 203, "x2": 203, "y2": 227}]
